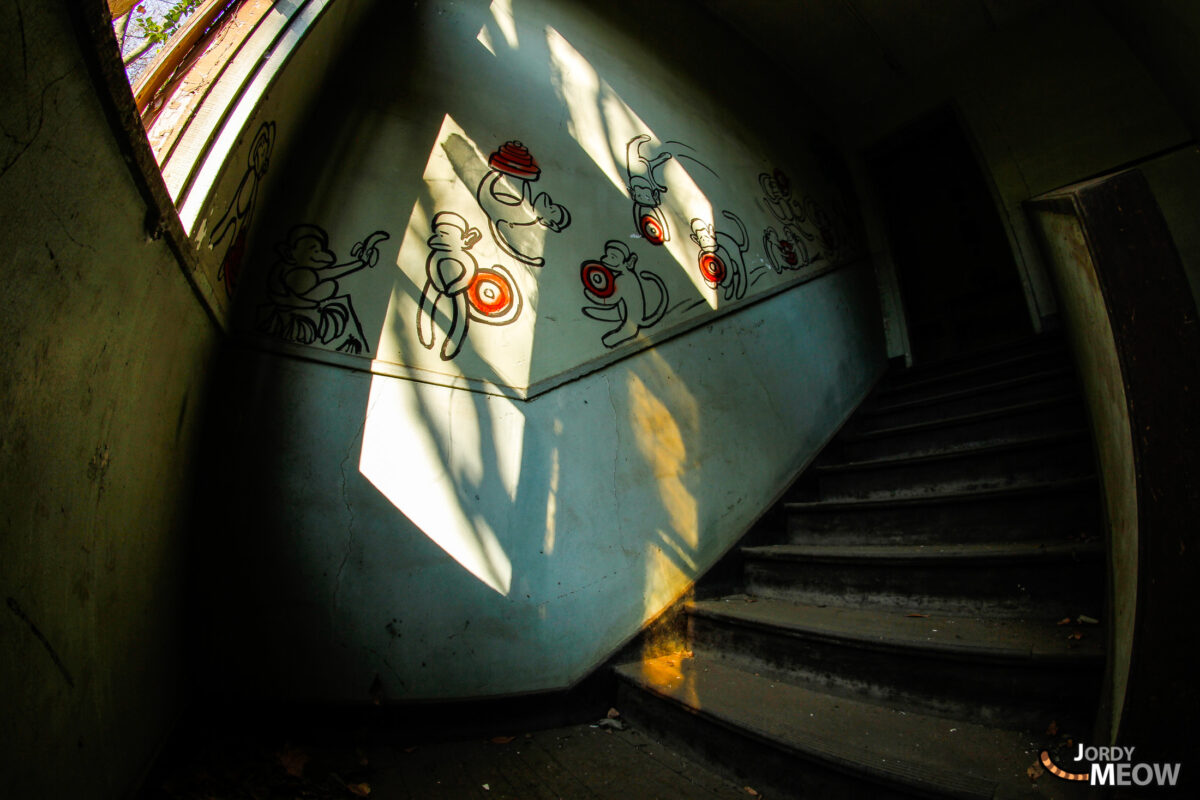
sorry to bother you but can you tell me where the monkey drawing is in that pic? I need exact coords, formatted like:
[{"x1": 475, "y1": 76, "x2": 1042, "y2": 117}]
[
  {"x1": 255, "y1": 224, "x2": 388, "y2": 355},
  {"x1": 580, "y1": 241, "x2": 668, "y2": 348},
  {"x1": 690, "y1": 211, "x2": 750, "y2": 301},
  {"x1": 475, "y1": 141, "x2": 570, "y2": 267},
  {"x1": 804, "y1": 195, "x2": 840, "y2": 257},
  {"x1": 210, "y1": 121, "x2": 275, "y2": 296},
  {"x1": 759, "y1": 170, "x2": 817, "y2": 271},
  {"x1": 625, "y1": 134, "x2": 673, "y2": 245}
]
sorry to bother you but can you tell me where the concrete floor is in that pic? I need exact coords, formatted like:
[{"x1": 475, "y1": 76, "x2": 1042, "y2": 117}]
[{"x1": 143, "y1": 719, "x2": 756, "y2": 799}]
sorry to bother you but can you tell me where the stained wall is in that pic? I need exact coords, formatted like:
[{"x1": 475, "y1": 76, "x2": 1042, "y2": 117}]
[{"x1": 0, "y1": 0, "x2": 221, "y2": 796}]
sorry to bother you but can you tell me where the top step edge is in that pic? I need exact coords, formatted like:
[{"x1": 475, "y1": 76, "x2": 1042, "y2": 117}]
[
  {"x1": 784, "y1": 476, "x2": 1097, "y2": 510},
  {"x1": 880, "y1": 346, "x2": 1070, "y2": 395},
  {"x1": 863, "y1": 366, "x2": 1075, "y2": 416},
  {"x1": 883, "y1": 334, "x2": 1066, "y2": 382}
]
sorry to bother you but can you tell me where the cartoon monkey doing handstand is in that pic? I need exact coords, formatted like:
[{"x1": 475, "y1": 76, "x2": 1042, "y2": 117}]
[
  {"x1": 690, "y1": 211, "x2": 750, "y2": 301},
  {"x1": 625, "y1": 134, "x2": 672, "y2": 245}
]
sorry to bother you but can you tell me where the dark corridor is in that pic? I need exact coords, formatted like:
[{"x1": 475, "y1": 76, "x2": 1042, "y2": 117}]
[{"x1": 869, "y1": 109, "x2": 1032, "y2": 363}]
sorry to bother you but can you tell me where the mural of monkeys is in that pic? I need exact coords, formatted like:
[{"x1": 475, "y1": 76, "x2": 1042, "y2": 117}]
[
  {"x1": 625, "y1": 134, "x2": 672, "y2": 245},
  {"x1": 475, "y1": 141, "x2": 571, "y2": 267},
  {"x1": 255, "y1": 224, "x2": 388, "y2": 355},
  {"x1": 209, "y1": 121, "x2": 275, "y2": 296},
  {"x1": 580, "y1": 241, "x2": 668, "y2": 348},
  {"x1": 418, "y1": 211, "x2": 523, "y2": 361},
  {"x1": 690, "y1": 211, "x2": 750, "y2": 301},
  {"x1": 759, "y1": 169, "x2": 816, "y2": 273}
]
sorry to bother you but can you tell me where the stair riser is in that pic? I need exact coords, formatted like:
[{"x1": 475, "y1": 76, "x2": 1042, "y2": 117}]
[
  {"x1": 816, "y1": 440, "x2": 1094, "y2": 501},
  {"x1": 862, "y1": 372, "x2": 1076, "y2": 430},
  {"x1": 688, "y1": 614, "x2": 1101, "y2": 729},
  {"x1": 786, "y1": 487, "x2": 1099, "y2": 545},
  {"x1": 742, "y1": 558, "x2": 1103, "y2": 618},
  {"x1": 616, "y1": 679, "x2": 929, "y2": 800},
  {"x1": 879, "y1": 349, "x2": 1068, "y2": 402},
  {"x1": 834, "y1": 401, "x2": 1085, "y2": 462}
]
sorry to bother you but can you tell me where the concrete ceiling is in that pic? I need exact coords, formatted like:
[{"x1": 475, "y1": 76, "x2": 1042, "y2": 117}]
[{"x1": 699, "y1": 0, "x2": 1049, "y2": 119}]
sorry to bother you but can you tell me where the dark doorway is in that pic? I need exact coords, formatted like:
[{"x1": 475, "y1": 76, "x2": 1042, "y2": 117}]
[{"x1": 868, "y1": 108, "x2": 1032, "y2": 363}]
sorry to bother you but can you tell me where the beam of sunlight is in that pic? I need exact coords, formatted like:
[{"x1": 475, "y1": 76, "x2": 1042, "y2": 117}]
[
  {"x1": 377, "y1": 114, "x2": 537, "y2": 390},
  {"x1": 546, "y1": 26, "x2": 623, "y2": 192},
  {"x1": 545, "y1": 26, "x2": 717, "y2": 307},
  {"x1": 542, "y1": 419, "x2": 562, "y2": 554},
  {"x1": 627, "y1": 373, "x2": 697, "y2": 549},
  {"x1": 477, "y1": 25, "x2": 497, "y2": 56},
  {"x1": 359, "y1": 374, "x2": 513, "y2": 596},
  {"x1": 491, "y1": 0, "x2": 519, "y2": 50}
]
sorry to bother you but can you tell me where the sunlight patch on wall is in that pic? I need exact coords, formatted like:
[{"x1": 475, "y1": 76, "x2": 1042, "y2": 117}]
[
  {"x1": 545, "y1": 26, "x2": 716, "y2": 306},
  {"x1": 628, "y1": 372, "x2": 698, "y2": 549},
  {"x1": 359, "y1": 374, "x2": 514, "y2": 595}
]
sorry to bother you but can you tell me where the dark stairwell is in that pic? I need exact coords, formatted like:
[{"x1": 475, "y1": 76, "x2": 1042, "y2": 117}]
[{"x1": 616, "y1": 335, "x2": 1105, "y2": 798}]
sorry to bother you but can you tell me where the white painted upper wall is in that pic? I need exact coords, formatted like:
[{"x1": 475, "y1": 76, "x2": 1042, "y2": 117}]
[{"x1": 191, "y1": 0, "x2": 864, "y2": 397}]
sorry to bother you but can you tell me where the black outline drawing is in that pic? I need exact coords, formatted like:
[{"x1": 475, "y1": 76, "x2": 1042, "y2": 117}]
[
  {"x1": 759, "y1": 169, "x2": 818, "y2": 273},
  {"x1": 625, "y1": 134, "x2": 672, "y2": 245},
  {"x1": 475, "y1": 141, "x2": 571, "y2": 267},
  {"x1": 255, "y1": 224, "x2": 388, "y2": 355},
  {"x1": 209, "y1": 121, "x2": 275, "y2": 296},
  {"x1": 690, "y1": 210, "x2": 749, "y2": 301},
  {"x1": 580, "y1": 240, "x2": 668, "y2": 348},
  {"x1": 802, "y1": 194, "x2": 842, "y2": 258},
  {"x1": 418, "y1": 211, "x2": 522, "y2": 361},
  {"x1": 623, "y1": 136, "x2": 719, "y2": 246}
]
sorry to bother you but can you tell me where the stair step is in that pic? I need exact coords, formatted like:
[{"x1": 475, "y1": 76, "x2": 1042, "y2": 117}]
[
  {"x1": 848, "y1": 394, "x2": 1078, "y2": 439},
  {"x1": 879, "y1": 341, "x2": 1069, "y2": 398},
  {"x1": 740, "y1": 542, "x2": 1103, "y2": 617},
  {"x1": 867, "y1": 367, "x2": 1074, "y2": 415},
  {"x1": 814, "y1": 432, "x2": 1093, "y2": 501},
  {"x1": 816, "y1": 431, "x2": 1088, "y2": 473},
  {"x1": 836, "y1": 395, "x2": 1085, "y2": 462},
  {"x1": 688, "y1": 597, "x2": 1102, "y2": 727},
  {"x1": 862, "y1": 368, "x2": 1077, "y2": 430},
  {"x1": 616, "y1": 655, "x2": 1088, "y2": 800},
  {"x1": 785, "y1": 478, "x2": 1099, "y2": 545}
]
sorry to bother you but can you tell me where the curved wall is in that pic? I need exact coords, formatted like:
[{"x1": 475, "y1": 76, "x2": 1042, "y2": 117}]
[{"x1": 202, "y1": 0, "x2": 888, "y2": 701}]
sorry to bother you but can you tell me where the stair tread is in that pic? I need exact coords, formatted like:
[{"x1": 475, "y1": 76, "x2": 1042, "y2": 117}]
[
  {"x1": 786, "y1": 476, "x2": 1095, "y2": 511},
  {"x1": 843, "y1": 394, "x2": 1078, "y2": 441},
  {"x1": 880, "y1": 341, "x2": 1068, "y2": 395},
  {"x1": 815, "y1": 430, "x2": 1089, "y2": 472},
  {"x1": 616, "y1": 654, "x2": 1078, "y2": 799},
  {"x1": 866, "y1": 366, "x2": 1074, "y2": 415},
  {"x1": 689, "y1": 597, "x2": 1103, "y2": 661},
  {"x1": 741, "y1": 541, "x2": 1102, "y2": 564}
]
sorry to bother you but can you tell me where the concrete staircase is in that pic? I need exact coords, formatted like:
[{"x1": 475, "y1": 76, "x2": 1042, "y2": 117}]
[{"x1": 615, "y1": 336, "x2": 1104, "y2": 799}]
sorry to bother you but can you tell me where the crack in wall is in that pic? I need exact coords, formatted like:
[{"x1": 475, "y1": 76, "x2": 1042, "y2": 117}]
[{"x1": 331, "y1": 412, "x2": 368, "y2": 620}]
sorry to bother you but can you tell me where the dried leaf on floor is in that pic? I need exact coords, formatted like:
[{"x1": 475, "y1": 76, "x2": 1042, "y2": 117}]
[
  {"x1": 1027, "y1": 761, "x2": 1045, "y2": 780},
  {"x1": 607, "y1": 707, "x2": 621, "y2": 719},
  {"x1": 906, "y1": 613, "x2": 929, "y2": 618},
  {"x1": 347, "y1": 782, "x2": 371, "y2": 797},
  {"x1": 277, "y1": 746, "x2": 308, "y2": 778},
  {"x1": 744, "y1": 787, "x2": 760, "y2": 796},
  {"x1": 491, "y1": 736, "x2": 515, "y2": 744},
  {"x1": 1077, "y1": 614, "x2": 1099, "y2": 625},
  {"x1": 1067, "y1": 631, "x2": 1084, "y2": 640},
  {"x1": 1056, "y1": 617, "x2": 1072, "y2": 626}
]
